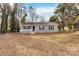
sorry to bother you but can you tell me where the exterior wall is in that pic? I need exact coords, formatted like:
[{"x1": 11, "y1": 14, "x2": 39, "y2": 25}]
[
  {"x1": 54, "y1": 25, "x2": 59, "y2": 32},
  {"x1": 35, "y1": 25, "x2": 58, "y2": 33},
  {"x1": 20, "y1": 24, "x2": 58, "y2": 34},
  {"x1": 20, "y1": 27, "x2": 32, "y2": 34}
]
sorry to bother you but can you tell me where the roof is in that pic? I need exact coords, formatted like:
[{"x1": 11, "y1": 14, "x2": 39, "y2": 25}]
[{"x1": 21, "y1": 22, "x2": 58, "y2": 26}]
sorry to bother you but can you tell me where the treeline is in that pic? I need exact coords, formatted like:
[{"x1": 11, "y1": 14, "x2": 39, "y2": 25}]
[
  {"x1": 49, "y1": 3, "x2": 79, "y2": 31},
  {"x1": 0, "y1": 3, "x2": 79, "y2": 33},
  {"x1": 0, "y1": 3, "x2": 27, "y2": 33}
]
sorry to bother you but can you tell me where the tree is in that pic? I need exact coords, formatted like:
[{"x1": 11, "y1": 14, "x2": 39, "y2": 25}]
[
  {"x1": 10, "y1": 3, "x2": 27, "y2": 32},
  {"x1": 54, "y1": 3, "x2": 78, "y2": 31},
  {"x1": 0, "y1": 3, "x2": 27, "y2": 33},
  {"x1": 10, "y1": 3, "x2": 20, "y2": 32},
  {"x1": 0, "y1": 3, "x2": 11, "y2": 33},
  {"x1": 49, "y1": 15, "x2": 58, "y2": 22},
  {"x1": 29, "y1": 6, "x2": 36, "y2": 22},
  {"x1": 54, "y1": 3, "x2": 67, "y2": 31},
  {"x1": 21, "y1": 13, "x2": 27, "y2": 23},
  {"x1": 19, "y1": 4, "x2": 27, "y2": 24}
]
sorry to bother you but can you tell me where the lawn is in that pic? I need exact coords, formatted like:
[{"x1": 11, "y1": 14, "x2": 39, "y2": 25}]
[{"x1": 0, "y1": 32, "x2": 79, "y2": 56}]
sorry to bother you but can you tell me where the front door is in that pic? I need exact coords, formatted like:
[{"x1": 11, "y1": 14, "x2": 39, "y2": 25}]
[{"x1": 32, "y1": 26, "x2": 35, "y2": 32}]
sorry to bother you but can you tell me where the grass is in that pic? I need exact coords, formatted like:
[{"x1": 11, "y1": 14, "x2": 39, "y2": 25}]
[{"x1": 0, "y1": 32, "x2": 79, "y2": 55}]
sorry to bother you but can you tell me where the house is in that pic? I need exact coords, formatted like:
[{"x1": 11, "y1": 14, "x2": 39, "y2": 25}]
[{"x1": 20, "y1": 22, "x2": 59, "y2": 34}]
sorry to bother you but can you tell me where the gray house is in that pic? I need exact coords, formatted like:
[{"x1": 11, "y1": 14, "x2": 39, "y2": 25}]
[{"x1": 20, "y1": 22, "x2": 58, "y2": 34}]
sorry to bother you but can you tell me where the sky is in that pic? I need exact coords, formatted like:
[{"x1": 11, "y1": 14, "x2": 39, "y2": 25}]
[{"x1": 24, "y1": 3, "x2": 58, "y2": 22}]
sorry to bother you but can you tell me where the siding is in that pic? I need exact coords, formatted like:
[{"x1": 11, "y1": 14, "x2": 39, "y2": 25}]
[
  {"x1": 35, "y1": 25, "x2": 58, "y2": 33},
  {"x1": 20, "y1": 22, "x2": 58, "y2": 34}
]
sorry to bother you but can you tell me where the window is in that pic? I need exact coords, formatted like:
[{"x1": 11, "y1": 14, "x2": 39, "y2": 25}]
[
  {"x1": 49, "y1": 25, "x2": 54, "y2": 30},
  {"x1": 39, "y1": 25, "x2": 44, "y2": 30},
  {"x1": 23, "y1": 26, "x2": 26, "y2": 29},
  {"x1": 23, "y1": 26, "x2": 30, "y2": 29},
  {"x1": 26, "y1": 26, "x2": 30, "y2": 29}
]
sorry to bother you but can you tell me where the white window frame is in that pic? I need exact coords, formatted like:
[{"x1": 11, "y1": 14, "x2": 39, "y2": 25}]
[
  {"x1": 49, "y1": 25, "x2": 54, "y2": 30},
  {"x1": 23, "y1": 26, "x2": 30, "y2": 29},
  {"x1": 39, "y1": 25, "x2": 44, "y2": 30}
]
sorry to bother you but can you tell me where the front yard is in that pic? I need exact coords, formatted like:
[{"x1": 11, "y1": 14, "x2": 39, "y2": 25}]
[{"x1": 0, "y1": 32, "x2": 79, "y2": 55}]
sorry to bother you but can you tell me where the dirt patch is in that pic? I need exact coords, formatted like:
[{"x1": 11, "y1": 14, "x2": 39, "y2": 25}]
[{"x1": 0, "y1": 32, "x2": 79, "y2": 55}]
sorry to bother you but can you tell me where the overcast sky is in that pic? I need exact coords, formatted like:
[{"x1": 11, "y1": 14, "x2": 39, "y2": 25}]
[{"x1": 24, "y1": 3, "x2": 58, "y2": 21}]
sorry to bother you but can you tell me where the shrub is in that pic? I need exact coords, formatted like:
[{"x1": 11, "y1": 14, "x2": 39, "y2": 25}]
[{"x1": 66, "y1": 20, "x2": 73, "y2": 31}]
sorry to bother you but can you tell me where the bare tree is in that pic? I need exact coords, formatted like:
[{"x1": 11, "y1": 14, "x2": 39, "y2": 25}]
[
  {"x1": 29, "y1": 6, "x2": 36, "y2": 22},
  {"x1": 0, "y1": 3, "x2": 11, "y2": 33}
]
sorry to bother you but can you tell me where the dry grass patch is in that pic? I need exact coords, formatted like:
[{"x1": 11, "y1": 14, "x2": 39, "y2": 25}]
[{"x1": 0, "y1": 32, "x2": 79, "y2": 55}]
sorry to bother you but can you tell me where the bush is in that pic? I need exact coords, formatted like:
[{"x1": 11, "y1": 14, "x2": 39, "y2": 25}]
[{"x1": 66, "y1": 20, "x2": 73, "y2": 31}]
